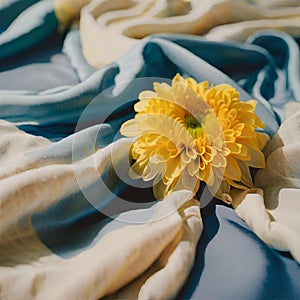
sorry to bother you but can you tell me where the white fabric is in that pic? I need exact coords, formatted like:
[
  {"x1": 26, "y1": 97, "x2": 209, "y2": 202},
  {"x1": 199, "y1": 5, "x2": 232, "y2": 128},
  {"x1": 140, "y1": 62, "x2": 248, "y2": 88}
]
[
  {"x1": 71, "y1": 0, "x2": 300, "y2": 68},
  {"x1": 0, "y1": 121, "x2": 202, "y2": 300},
  {"x1": 232, "y1": 111, "x2": 300, "y2": 263}
]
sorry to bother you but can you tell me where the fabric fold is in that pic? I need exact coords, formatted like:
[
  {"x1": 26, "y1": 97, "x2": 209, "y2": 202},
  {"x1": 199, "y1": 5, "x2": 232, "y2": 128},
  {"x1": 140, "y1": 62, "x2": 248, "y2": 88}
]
[
  {"x1": 232, "y1": 111, "x2": 300, "y2": 263},
  {"x1": 1, "y1": 32, "x2": 287, "y2": 138},
  {"x1": 78, "y1": 0, "x2": 300, "y2": 68},
  {"x1": 0, "y1": 120, "x2": 202, "y2": 299},
  {"x1": 1, "y1": 188, "x2": 202, "y2": 300},
  {"x1": 1, "y1": 2, "x2": 300, "y2": 298},
  {"x1": 0, "y1": 0, "x2": 58, "y2": 59},
  {"x1": 107, "y1": 196, "x2": 202, "y2": 300}
]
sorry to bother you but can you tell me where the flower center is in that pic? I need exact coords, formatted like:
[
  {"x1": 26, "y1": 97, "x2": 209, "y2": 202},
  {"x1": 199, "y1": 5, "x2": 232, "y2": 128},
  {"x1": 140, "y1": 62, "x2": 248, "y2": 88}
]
[{"x1": 184, "y1": 114, "x2": 204, "y2": 138}]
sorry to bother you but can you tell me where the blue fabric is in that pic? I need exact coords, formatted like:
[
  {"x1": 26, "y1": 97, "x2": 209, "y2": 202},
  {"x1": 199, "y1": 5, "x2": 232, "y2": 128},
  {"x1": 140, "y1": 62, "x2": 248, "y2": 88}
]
[
  {"x1": 0, "y1": 0, "x2": 57, "y2": 59},
  {"x1": 1, "y1": 31, "x2": 286, "y2": 139},
  {"x1": 0, "y1": 32, "x2": 79, "y2": 92},
  {"x1": 247, "y1": 31, "x2": 300, "y2": 121},
  {"x1": 0, "y1": 0, "x2": 41, "y2": 32},
  {"x1": 1, "y1": 2, "x2": 300, "y2": 299},
  {"x1": 179, "y1": 203, "x2": 300, "y2": 300}
]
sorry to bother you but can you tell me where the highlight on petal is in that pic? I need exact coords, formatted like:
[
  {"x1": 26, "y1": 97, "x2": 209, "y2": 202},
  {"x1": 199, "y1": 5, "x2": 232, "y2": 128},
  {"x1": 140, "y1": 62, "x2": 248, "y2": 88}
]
[{"x1": 120, "y1": 74, "x2": 269, "y2": 203}]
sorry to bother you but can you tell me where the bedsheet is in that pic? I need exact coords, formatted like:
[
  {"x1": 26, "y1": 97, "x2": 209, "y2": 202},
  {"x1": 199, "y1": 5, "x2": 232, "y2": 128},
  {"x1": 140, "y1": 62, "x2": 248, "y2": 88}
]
[{"x1": 0, "y1": 1, "x2": 300, "y2": 299}]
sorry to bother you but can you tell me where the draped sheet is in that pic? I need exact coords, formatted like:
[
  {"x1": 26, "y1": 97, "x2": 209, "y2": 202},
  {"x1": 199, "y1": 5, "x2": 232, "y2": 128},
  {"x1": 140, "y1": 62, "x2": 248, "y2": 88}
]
[
  {"x1": 77, "y1": 0, "x2": 300, "y2": 68},
  {"x1": 1, "y1": 0, "x2": 300, "y2": 299},
  {"x1": 232, "y1": 111, "x2": 300, "y2": 262},
  {"x1": 0, "y1": 126, "x2": 202, "y2": 298}
]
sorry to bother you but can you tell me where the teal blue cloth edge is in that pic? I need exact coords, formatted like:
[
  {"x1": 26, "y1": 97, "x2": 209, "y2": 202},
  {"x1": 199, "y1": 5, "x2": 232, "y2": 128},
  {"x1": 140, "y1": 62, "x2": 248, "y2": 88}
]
[{"x1": 0, "y1": 0, "x2": 57, "y2": 59}]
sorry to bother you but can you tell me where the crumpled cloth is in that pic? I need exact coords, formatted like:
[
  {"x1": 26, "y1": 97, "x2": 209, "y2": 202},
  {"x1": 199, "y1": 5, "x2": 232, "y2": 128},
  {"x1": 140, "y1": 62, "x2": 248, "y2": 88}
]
[
  {"x1": 232, "y1": 110, "x2": 300, "y2": 263},
  {"x1": 75, "y1": 0, "x2": 300, "y2": 68},
  {"x1": 2, "y1": 0, "x2": 299, "y2": 69},
  {"x1": 0, "y1": 119, "x2": 202, "y2": 299},
  {"x1": 0, "y1": 107, "x2": 299, "y2": 299},
  {"x1": 1, "y1": 1, "x2": 300, "y2": 299}
]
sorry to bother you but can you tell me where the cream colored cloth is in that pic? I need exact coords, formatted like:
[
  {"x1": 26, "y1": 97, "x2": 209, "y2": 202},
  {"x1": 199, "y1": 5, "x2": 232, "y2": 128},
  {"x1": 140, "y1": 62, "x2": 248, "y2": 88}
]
[
  {"x1": 54, "y1": 0, "x2": 91, "y2": 28},
  {"x1": 1, "y1": 112, "x2": 300, "y2": 298},
  {"x1": 54, "y1": 0, "x2": 300, "y2": 68},
  {"x1": 232, "y1": 111, "x2": 300, "y2": 263},
  {"x1": 0, "y1": 120, "x2": 202, "y2": 300}
]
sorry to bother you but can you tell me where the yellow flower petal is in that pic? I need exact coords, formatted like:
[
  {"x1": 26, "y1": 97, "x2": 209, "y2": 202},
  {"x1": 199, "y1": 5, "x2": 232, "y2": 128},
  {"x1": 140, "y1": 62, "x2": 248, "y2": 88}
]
[
  {"x1": 121, "y1": 74, "x2": 269, "y2": 202},
  {"x1": 224, "y1": 157, "x2": 242, "y2": 181}
]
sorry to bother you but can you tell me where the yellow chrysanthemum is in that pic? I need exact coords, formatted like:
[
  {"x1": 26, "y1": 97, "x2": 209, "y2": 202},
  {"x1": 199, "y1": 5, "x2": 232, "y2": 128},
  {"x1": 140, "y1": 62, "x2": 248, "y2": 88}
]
[{"x1": 120, "y1": 74, "x2": 269, "y2": 203}]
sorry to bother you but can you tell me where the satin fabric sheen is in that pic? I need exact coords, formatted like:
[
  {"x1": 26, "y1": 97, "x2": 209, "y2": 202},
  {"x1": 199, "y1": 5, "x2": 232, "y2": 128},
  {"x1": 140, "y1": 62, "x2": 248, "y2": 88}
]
[{"x1": 0, "y1": 1, "x2": 300, "y2": 299}]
